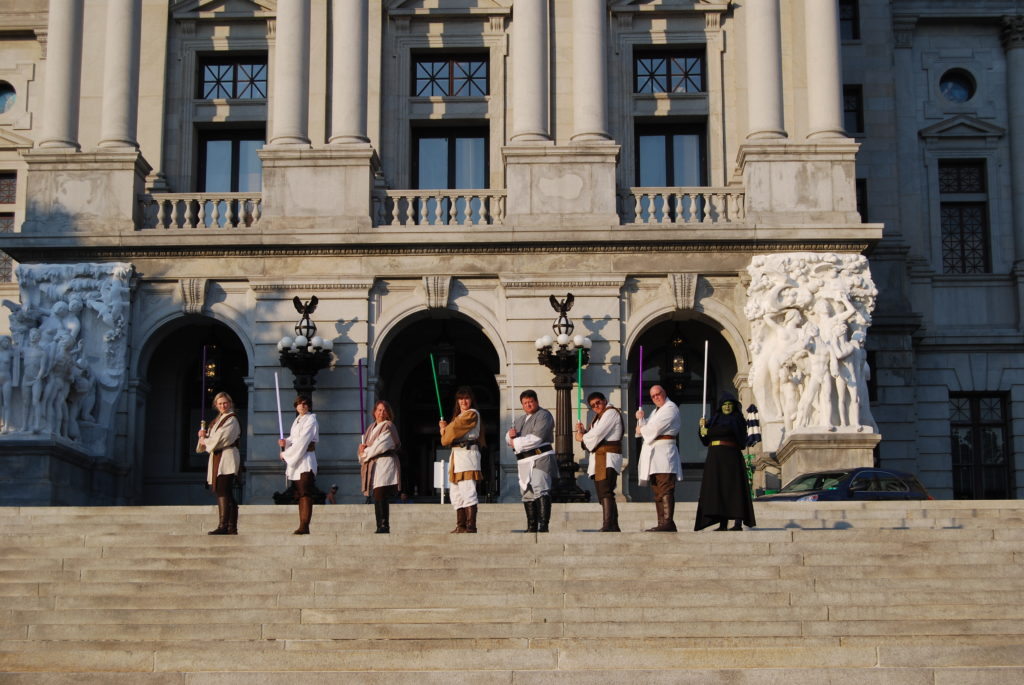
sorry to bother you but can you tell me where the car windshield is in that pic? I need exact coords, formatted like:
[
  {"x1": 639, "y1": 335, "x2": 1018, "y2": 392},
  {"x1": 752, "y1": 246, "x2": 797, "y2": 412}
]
[{"x1": 780, "y1": 472, "x2": 849, "y2": 492}]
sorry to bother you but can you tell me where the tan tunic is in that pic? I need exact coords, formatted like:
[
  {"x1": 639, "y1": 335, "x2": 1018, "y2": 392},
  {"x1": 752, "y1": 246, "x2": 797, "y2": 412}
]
[
  {"x1": 360, "y1": 420, "x2": 401, "y2": 495},
  {"x1": 441, "y1": 408, "x2": 484, "y2": 483},
  {"x1": 203, "y1": 411, "x2": 241, "y2": 486}
]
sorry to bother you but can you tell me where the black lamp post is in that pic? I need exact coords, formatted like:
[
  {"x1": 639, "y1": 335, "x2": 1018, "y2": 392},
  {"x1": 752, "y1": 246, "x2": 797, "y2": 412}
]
[
  {"x1": 277, "y1": 296, "x2": 333, "y2": 396},
  {"x1": 535, "y1": 294, "x2": 593, "y2": 503}
]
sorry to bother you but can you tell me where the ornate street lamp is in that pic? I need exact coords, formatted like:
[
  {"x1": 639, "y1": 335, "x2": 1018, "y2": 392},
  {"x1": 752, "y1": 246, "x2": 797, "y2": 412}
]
[
  {"x1": 535, "y1": 294, "x2": 593, "y2": 503},
  {"x1": 277, "y1": 296, "x2": 333, "y2": 396}
]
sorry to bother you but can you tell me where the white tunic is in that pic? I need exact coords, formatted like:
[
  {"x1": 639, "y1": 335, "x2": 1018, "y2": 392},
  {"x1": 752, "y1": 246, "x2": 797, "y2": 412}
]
[
  {"x1": 449, "y1": 408, "x2": 483, "y2": 474},
  {"x1": 361, "y1": 420, "x2": 400, "y2": 488},
  {"x1": 582, "y1": 407, "x2": 624, "y2": 477},
  {"x1": 282, "y1": 412, "x2": 319, "y2": 481},
  {"x1": 636, "y1": 399, "x2": 683, "y2": 485}
]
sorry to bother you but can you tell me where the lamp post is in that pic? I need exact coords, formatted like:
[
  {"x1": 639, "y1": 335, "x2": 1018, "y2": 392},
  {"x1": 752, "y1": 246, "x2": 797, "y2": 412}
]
[
  {"x1": 535, "y1": 294, "x2": 593, "y2": 503},
  {"x1": 277, "y1": 296, "x2": 333, "y2": 396}
]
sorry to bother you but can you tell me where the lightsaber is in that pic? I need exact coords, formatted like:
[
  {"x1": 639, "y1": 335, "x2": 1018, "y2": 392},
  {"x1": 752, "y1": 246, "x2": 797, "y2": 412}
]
[
  {"x1": 577, "y1": 347, "x2": 583, "y2": 423},
  {"x1": 702, "y1": 340, "x2": 709, "y2": 420},
  {"x1": 199, "y1": 345, "x2": 208, "y2": 431},
  {"x1": 638, "y1": 345, "x2": 644, "y2": 407},
  {"x1": 274, "y1": 372, "x2": 284, "y2": 441},
  {"x1": 358, "y1": 359, "x2": 365, "y2": 434},
  {"x1": 429, "y1": 353, "x2": 444, "y2": 420},
  {"x1": 509, "y1": 359, "x2": 515, "y2": 422}
]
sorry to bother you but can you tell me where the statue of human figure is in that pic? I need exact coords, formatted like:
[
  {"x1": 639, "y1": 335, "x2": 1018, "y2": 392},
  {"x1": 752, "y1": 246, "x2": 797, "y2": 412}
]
[
  {"x1": 20, "y1": 328, "x2": 48, "y2": 433},
  {"x1": 778, "y1": 351, "x2": 805, "y2": 433},
  {"x1": 0, "y1": 336, "x2": 14, "y2": 433},
  {"x1": 42, "y1": 334, "x2": 78, "y2": 437},
  {"x1": 795, "y1": 337, "x2": 833, "y2": 428},
  {"x1": 64, "y1": 297, "x2": 84, "y2": 341},
  {"x1": 829, "y1": 323, "x2": 876, "y2": 431},
  {"x1": 66, "y1": 357, "x2": 96, "y2": 441},
  {"x1": 39, "y1": 301, "x2": 70, "y2": 346}
]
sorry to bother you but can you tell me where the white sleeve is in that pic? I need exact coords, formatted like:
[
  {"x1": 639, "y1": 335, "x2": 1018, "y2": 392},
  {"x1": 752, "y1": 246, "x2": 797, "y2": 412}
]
[
  {"x1": 639, "y1": 404, "x2": 679, "y2": 440},
  {"x1": 512, "y1": 434, "x2": 544, "y2": 452},
  {"x1": 583, "y1": 410, "x2": 621, "y2": 452},
  {"x1": 282, "y1": 415, "x2": 317, "y2": 468},
  {"x1": 363, "y1": 423, "x2": 397, "y2": 459}
]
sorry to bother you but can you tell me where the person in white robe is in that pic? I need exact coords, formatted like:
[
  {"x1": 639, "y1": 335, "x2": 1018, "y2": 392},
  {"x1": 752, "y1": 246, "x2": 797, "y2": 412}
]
[
  {"x1": 279, "y1": 395, "x2": 319, "y2": 535},
  {"x1": 506, "y1": 389, "x2": 557, "y2": 533},
  {"x1": 575, "y1": 391, "x2": 624, "y2": 532},
  {"x1": 635, "y1": 384, "x2": 682, "y2": 532}
]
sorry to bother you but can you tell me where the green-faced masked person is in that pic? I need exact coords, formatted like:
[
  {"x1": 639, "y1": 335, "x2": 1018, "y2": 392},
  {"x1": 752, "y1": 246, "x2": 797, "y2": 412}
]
[{"x1": 694, "y1": 392, "x2": 756, "y2": 531}]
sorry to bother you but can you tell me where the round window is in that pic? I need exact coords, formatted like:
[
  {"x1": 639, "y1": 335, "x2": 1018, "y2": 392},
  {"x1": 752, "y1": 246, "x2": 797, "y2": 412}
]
[
  {"x1": 939, "y1": 69, "x2": 976, "y2": 103},
  {"x1": 0, "y1": 82, "x2": 15, "y2": 114}
]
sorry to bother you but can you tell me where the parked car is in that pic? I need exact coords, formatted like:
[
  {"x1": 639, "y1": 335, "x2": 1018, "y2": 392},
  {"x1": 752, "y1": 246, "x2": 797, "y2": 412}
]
[{"x1": 755, "y1": 467, "x2": 934, "y2": 502}]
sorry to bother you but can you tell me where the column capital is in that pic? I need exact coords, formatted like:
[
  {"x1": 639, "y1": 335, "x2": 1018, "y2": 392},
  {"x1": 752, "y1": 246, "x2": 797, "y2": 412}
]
[
  {"x1": 893, "y1": 17, "x2": 916, "y2": 49},
  {"x1": 1002, "y1": 15, "x2": 1024, "y2": 51}
]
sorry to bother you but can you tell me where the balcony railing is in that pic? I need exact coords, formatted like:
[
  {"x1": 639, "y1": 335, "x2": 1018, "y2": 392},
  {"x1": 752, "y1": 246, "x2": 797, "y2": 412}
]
[
  {"x1": 373, "y1": 190, "x2": 506, "y2": 227},
  {"x1": 619, "y1": 187, "x2": 745, "y2": 225},
  {"x1": 139, "y1": 193, "x2": 262, "y2": 229}
]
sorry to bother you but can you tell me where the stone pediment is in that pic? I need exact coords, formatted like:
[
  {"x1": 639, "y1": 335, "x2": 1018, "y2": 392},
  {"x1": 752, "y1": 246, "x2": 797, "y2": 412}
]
[
  {"x1": 171, "y1": 0, "x2": 275, "y2": 20},
  {"x1": 919, "y1": 115, "x2": 1005, "y2": 142},
  {"x1": 385, "y1": 0, "x2": 511, "y2": 15},
  {"x1": 0, "y1": 128, "x2": 33, "y2": 151}
]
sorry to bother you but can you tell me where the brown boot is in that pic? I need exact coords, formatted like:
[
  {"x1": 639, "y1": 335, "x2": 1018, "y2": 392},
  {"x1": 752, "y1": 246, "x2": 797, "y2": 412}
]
[
  {"x1": 465, "y1": 504, "x2": 478, "y2": 533},
  {"x1": 226, "y1": 502, "x2": 238, "y2": 535},
  {"x1": 661, "y1": 491, "x2": 678, "y2": 532},
  {"x1": 208, "y1": 497, "x2": 229, "y2": 535},
  {"x1": 450, "y1": 507, "x2": 467, "y2": 534},
  {"x1": 294, "y1": 497, "x2": 312, "y2": 535},
  {"x1": 645, "y1": 496, "x2": 665, "y2": 532},
  {"x1": 600, "y1": 497, "x2": 621, "y2": 532}
]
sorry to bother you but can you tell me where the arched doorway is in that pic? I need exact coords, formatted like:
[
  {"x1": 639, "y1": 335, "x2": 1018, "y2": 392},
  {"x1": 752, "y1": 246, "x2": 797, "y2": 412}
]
[
  {"x1": 627, "y1": 318, "x2": 738, "y2": 502},
  {"x1": 377, "y1": 314, "x2": 500, "y2": 502},
  {"x1": 141, "y1": 317, "x2": 249, "y2": 504}
]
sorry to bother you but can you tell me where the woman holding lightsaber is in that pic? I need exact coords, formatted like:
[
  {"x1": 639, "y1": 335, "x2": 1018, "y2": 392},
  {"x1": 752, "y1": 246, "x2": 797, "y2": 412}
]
[
  {"x1": 279, "y1": 394, "x2": 319, "y2": 535},
  {"x1": 439, "y1": 385, "x2": 485, "y2": 533},
  {"x1": 197, "y1": 391, "x2": 241, "y2": 535}
]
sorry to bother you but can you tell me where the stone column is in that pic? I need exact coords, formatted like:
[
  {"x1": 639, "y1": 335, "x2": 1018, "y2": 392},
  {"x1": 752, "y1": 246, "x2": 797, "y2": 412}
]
[
  {"x1": 571, "y1": 0, "x2": 610, "y2": 141},
  {"x1": 269, "y1": 0, "x2": 311, "y2": 146},
  {"x1": 745, "y1": 0, "x2": 786, "y2": 139},
  {"x1": 510, "y1": 0, "x2": 550, "y2": 142},
  {"x1": 805, "y1": 0, "x2": 846, "y2": 138},
  {"x1": 1003, "y1": 17, "x2": 1024, "y2": 264},
  {"x1": 37, "y1": 0, "x2": 84, "y2": 150},
  {"x1": 97, "y1": 0, "x2": 143, "y2": 149},
  {"x1": 329, "y1": 0, "x2": 368, "y2": 144}
]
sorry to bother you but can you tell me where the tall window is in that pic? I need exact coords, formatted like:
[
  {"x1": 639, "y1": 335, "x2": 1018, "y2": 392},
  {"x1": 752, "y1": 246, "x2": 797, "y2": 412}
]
[
  {"x1": 839, "y1": 0, "x2": 861, "y2": 41},
  {"x1": 197, "y1": 129, "x2": 264, "y2": 193},
  {"x1": 634, "y1": 49, "x2": 705, "y2": 94},
  {"x1": 413, "y1": 128, "x2": 487, "y2": 189},
  {"x1": 844, "y1": 85, "x2": 864, "y2": 136},
  {"x1": 0, "y1": 172, "x2": 15, "y2": 282},
  {"x1": 949, "y1": 394, "x2": 1015, "y2": 499},
  {"x1": 856, "y1": 178, "x2": 869, "y2": 222},
  {"x1": 939, "y1": 160, "x2": 990, "y2": 273},
  {"x1": 197, "y1": 55, "x2": 267, "y2": 99},
  {"x1": 412, "y1": 55, "x2": 488, "y2": 96},
  {"x1": 635, "y1": 125, "x2": 707, "y2": 187}
]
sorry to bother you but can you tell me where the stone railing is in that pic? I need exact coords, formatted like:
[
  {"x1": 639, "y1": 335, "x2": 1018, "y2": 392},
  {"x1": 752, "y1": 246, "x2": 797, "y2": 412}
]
[
  {"x1": 373, "y1": 190, "x2": 506, "y2": 227},
  {"x1": 619, "y1": 187, "x2": 746, "y2": 225},
  {"x1": 139, "y1": 193, "x2": 263, "y2": 229}
]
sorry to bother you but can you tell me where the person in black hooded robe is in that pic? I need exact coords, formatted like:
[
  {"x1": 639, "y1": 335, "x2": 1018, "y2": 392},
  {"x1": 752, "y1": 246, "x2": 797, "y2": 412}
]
[{"x1": 695, "y1": 392, "x2": 756, "y2": 531}]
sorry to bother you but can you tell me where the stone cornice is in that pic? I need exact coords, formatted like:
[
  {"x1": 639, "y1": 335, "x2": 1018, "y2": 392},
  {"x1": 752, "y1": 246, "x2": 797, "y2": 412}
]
[
  {"x1": 249, "y1": 279, "x2": 375, "y2": 293},
  {"x1": 2, "y1": 239, "x2": 876, "y2": 264}
]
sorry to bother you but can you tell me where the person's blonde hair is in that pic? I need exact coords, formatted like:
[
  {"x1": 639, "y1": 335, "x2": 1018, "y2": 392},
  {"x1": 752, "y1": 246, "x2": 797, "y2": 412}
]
[{"x1": 212, "y1": 391, "x2": 234, "y2": 410}]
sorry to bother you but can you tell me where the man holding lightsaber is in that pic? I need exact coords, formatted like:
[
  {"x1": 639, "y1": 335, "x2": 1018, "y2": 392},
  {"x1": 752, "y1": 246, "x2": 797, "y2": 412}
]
[
  {"x1": 635, "y1": 384, "x2": 682, "y2": 532},
  {"x1": 506, "y1": 389, "x2": 556, "y2": 533}
]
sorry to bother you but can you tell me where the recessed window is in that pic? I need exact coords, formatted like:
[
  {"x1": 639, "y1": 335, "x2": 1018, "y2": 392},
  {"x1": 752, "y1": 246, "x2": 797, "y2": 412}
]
[
  {"x1": 635, "y1": 125, "x2": 707, "y2": 187},
  {"x1": 197, "y1": 56, "x2": 267, "y2": 100},
  {"x1": 839, "y1": 0, "x2": 861, "y2": 41},
  {"x1": 634, "y1": 49, "x2": 705, "y2": 94},
  {"x1": 412, "y1": 127, "x2": 487, "y2": 189},
  {"x1": 939, "y1": 69, "x2": 976, "y2": 103},
  {"x1": 0, "y1": 82, "x2": 15, "y2": 114},
  {"x1": 412, "y1": 55, "x2": 488, "y2": 97},
  {"x1": 0, "y1": 172, "x2": 15, "y2": 204},
  {"x1": 844, "y1": 84, "x2": 864, "y2": 135},
  {"x1": 949, "y1": 394, "x2": 1014, "y2": 499},
  {"x1": 197, "y1": 129, "x2": 265, "y2": 192},
  {"x1": 938, "y1": 160, "x2": 989, "y2": 274}
]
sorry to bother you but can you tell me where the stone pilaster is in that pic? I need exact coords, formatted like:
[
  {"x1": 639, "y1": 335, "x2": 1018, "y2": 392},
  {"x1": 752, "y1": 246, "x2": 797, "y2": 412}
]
[{"x1": 1002, "y1": 16, "x2": 1024, "y2": 265}]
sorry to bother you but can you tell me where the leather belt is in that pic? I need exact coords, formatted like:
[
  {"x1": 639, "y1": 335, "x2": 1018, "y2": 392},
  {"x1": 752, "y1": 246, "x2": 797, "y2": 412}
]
[
  {"x1": 596, "y1": 440, "x2": 622, "y2": 452},
  {"x1": 653, "y1": 435, "x2": 676, "y2": 441},
  {"x1": 516, "y1": 444, "x2": 553, "y2": 460},
  {"x1": 710, "y1": 440, "x2": 738, "y2": 447},
  {"x1": 306, "y1": 441, "x2": 316, "y2": 452},
  {"x1": 454, "y1": 439, "x2": 478, "y2": 449}
]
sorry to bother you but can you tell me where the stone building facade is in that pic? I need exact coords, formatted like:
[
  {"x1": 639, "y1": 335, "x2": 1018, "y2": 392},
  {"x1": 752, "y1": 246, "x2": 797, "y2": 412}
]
[{"x1": 0, "y1": 0, "x2": 1018, "y2": 504}]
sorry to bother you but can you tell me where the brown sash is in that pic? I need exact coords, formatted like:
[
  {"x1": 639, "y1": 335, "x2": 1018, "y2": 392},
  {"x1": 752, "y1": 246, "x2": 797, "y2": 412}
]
[{"x1": 590, "y1": 407, "x2": 623, "y2": 482}]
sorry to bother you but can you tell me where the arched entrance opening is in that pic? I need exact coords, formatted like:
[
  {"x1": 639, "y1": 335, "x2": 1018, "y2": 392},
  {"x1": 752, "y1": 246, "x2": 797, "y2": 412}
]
[
  {"x1": 140, "y1": 317, "x2": 249, "y2": 504},
  {"x1": 377, "y1": 314, "x2": 500, "y2": 502},
  {"x1": 627, "y1": 317, "x2": 738, "y2": 502}
]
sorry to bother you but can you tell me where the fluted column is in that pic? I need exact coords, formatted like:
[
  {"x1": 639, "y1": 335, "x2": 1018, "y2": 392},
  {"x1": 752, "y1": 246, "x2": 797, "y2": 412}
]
[
  {"x1": 745, "y1": 0, "x2": 787, "y2": 139},
  {"x1": 269, "y1": 0, "x2": 311, "y2": 146},
  {"x1": 805, "y1": 0, "x2": 846, "y2": 138},
  {"x1": 38, "y1": 0, "x2": 83, "y2": 149},
  {"x1": 510, "y1": 0, "x2": 550, "y2": 142},
  {"x1": 571, "y1": 0, "x2": 610, "y2": 141},
  {"x1": 1005, "y1": 17, "x2": 1024, "y2": 263},
  {"x1": 329, "y1": 0, "x2": 368, "y2": 144},
  {"x1": 97, "y1": 0, "x2": 142, "y2": 149}
]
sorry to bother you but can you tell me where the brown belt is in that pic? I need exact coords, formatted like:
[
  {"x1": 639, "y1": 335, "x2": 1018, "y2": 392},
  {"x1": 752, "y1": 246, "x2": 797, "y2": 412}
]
[
  {"x1": 653, "y1": 435, "x2": 676, "y2": 441},
  {"x1": 596, "y1": 440, "x2": 622, "y2": 452},
  {"x1": 710, "y1": 440, "x2": 738, "y2": 447},
  {"x1": 307, "y1": 441, "x2": 316, "y2": 452}
]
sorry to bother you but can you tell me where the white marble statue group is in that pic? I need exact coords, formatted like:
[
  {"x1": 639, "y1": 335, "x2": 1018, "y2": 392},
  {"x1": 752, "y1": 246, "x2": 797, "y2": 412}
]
[
  {"x1": 0, "y1": 263, "x2": 133, "y2": 450},
  {"x1": 746, "y1": 253, "x2": 878, "y2": 439}
]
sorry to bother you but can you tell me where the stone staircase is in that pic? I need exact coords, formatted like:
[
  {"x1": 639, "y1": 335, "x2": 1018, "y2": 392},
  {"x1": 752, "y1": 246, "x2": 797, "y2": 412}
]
[{"x1": 2, "y1": 501, "x2": 1023, "y2": 683}]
